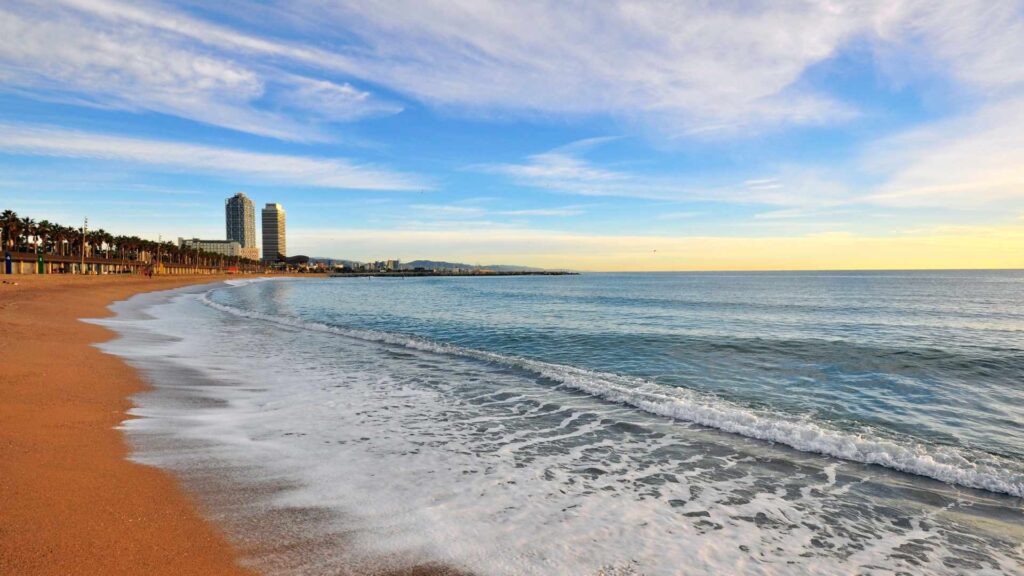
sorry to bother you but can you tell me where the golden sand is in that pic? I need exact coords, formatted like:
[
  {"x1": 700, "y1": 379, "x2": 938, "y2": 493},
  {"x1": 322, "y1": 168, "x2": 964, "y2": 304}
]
[{"x1": 0, "y1": 275, "x2": 254, "y2": 575}]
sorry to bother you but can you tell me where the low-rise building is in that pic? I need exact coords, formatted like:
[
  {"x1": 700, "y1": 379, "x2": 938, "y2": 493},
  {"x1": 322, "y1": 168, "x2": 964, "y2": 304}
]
[{"x1": 178, "y1": 238, "x2": 243, "y2": 257}]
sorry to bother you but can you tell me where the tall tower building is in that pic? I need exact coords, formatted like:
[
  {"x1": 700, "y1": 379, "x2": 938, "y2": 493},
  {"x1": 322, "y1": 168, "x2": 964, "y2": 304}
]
[
  {"x1": 225, "y1": 192, "x2": 258, "y2": 260},
  {"x1": 261, "y1": 203, "x2": 286, "y2": 263}
]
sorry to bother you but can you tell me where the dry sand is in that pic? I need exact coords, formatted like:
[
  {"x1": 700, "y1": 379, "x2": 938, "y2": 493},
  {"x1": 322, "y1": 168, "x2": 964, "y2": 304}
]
[{"x1": 0, "y1": 274, "x2": 255, "y2": 575}]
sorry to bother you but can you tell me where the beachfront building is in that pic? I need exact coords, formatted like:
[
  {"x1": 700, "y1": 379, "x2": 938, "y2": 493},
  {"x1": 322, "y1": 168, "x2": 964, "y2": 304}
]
[
  {"x1": 225, "y1": 192, "x2": 259, "y2": 260},
  {"x1": 261, "y1": 203, "x2": 286, "y2": 263},
  {"x1": 178, "y1": 238, "x2": 243, "y2": 257}
]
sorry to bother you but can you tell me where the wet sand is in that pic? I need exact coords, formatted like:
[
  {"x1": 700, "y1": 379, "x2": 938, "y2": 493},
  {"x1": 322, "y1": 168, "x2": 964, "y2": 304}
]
[
  {"x1": 1, "y1": 274, "x2": 465, "y2": 576},
  {"x1": 0, "y1": 274, "x2": 254, "y2": 575}
]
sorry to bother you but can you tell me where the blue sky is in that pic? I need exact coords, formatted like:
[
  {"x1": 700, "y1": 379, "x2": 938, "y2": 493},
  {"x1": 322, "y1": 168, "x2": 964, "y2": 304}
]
[{"x1": 1, "y1": 0, "x2": 1023, "y2": 270}]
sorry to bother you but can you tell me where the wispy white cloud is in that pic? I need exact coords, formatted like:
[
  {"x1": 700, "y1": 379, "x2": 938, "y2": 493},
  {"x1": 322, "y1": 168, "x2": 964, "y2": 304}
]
[
  {"x1": 277, "y1": 76, "x2": 403, "y2": 122},
  {"x1": 409, "y1": 204, "x2": 486, "y2": 217},
  {"x1": 753, "y1": 207, "x2": 856, "y2": 220},
  {"x1": 476, "y1": 139, "x2": 853, "y2": 207},
  {"x1": 855, "y1": 1, "x2": 1024, "y2": 209},
  {"x1": 59, "y1": 0, "x2": 857, "y2": 133},
  {"x1": 872, "y1": 0, "x2": 1024, "y2": 95},
  {"x1": 480, "y1": 152, "x2": 628, "y2": 187},
  {"x1": 486, "y1": 96, "x2": 1024, "y2": 213},
  {"x1": 864, "y1": 98, "x2": 1024, "y2": 208},
  {"x1": 655, "y1": 211, "x2": 703, "y2": 221},
  {"x1": 499, "y1": 208, "x2": 584, "y2": 217},
  {"x1": 754, "y1": 208, "x2": 816, "y2": 220},
  {"x1": 278, "y1": 0, "x2": 868, "y2": 134},
  {"x1": 743, "y1": 179, "x2": 785, "y2": 191},
  {"x1": 6, "y1": 0, "x2": 1024, "y2": 141},
  {"x1": 407, "y1": 203, "x2": 584, "y2": 218},
  {"x1": 0, "y1": 122, "x2": 427, "y2": 190},
  {"x1": 0, "y1": 0, "x2": 399, "y2": 140}
]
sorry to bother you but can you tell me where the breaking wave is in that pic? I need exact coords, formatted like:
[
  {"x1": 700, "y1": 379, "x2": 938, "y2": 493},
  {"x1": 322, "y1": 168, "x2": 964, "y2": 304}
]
[{"x1": 200, "y1": 289, "x2": 1024, "y2": 498}]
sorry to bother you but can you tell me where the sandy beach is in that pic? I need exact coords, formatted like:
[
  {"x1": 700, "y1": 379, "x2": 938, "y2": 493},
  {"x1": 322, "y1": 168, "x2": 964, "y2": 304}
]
[
  {"x1": 0, "y1": 274, "x2": 464, "y2": 576},
  {"x1": 0, "y1": 274, "x2": 253, "y2": 576},
  {"x1": 5, "y1": 273, "x2": 1020, "y2": 576}
]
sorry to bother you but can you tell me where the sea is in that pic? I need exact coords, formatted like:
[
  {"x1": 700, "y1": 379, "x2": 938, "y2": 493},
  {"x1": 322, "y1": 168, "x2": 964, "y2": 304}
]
[{"x1": 93, "y1": 271, "x2": 1024, "y2": 575}]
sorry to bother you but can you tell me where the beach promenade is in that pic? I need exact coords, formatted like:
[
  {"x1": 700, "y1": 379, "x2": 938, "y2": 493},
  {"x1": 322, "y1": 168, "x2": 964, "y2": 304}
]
[{"x1": 0, "y1": 275, "x2": 253, "y2": 575}]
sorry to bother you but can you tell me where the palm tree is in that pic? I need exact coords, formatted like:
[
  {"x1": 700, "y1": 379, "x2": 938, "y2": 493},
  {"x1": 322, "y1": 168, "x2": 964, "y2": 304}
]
[
  {"x1": 86, "y1": 230, "x2": 100, "y2": 259},
  {"x1": 165, "y1": 242, "x2": 180, "y2": 265},
  {"x1": 95, "y1": 229, "x2": 112, "y2": 259},
  {"x1": 50, "y1": 225, "x2": 67, "y2": 256},
  {"x1": 139, "y1": 239, "x2": 155, "y2": 264},
  {"x1": 1, "y1": 210, "x2": 18, "y2": 252},
  {"x1": 35, "y1": 220, "x2": 53, "y2": 254},
  {"x1": 126, "y1": 236, "x2": 142, "y2": 262},
  {"x1": 67, "y1": 227, "x2": 82, "y2": 258},
  {"x1": 19, "y1": 217, "x2": 35, "y2": 252},
  {"x1": 112, "y1": 235, "x2": 126, "y2": 262}
]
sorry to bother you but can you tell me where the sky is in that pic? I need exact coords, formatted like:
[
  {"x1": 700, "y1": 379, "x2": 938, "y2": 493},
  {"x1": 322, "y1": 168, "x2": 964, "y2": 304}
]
[{"x1": 1, "y1": 0, "x2": 1023, "y2": 271}]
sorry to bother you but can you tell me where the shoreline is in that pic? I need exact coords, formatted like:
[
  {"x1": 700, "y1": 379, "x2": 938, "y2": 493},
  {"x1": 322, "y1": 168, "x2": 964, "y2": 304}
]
[
  {"x1": 0, "y1": 275, "x2": 255, "y2": 575},
  {"x1": 2, "y1": 274, "x2": 465, "y2": 576},
  {"x1": 328, "y1": 271, "x2": 576, "y2": 277}
]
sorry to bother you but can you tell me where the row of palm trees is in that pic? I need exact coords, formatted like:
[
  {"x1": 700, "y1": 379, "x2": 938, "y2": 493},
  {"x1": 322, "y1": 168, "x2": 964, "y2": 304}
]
[{"x1": 1, "y1": 209, "x2": 262, "y2": 271}]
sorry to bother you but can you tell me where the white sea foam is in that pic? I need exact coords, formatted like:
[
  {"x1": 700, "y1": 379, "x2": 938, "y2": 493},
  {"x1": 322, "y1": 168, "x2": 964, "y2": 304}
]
[
  {"x1": 199, "y1": 291, "x2": 1024, "y2": 499},
  {"x1": 93, "y1": 285, "x2": 1024, "y2": 576}
]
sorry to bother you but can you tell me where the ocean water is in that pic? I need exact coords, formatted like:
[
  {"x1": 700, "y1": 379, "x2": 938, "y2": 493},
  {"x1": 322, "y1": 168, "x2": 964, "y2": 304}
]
[{"x1": 94, "y1": 272, "x2": 1024, "y2": 575}]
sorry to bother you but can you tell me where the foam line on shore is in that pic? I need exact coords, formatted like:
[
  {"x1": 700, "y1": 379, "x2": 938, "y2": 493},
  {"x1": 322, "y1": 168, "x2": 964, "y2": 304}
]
[{"x1": 199, "y1": 287, "x2": 1024, "y2": 499}]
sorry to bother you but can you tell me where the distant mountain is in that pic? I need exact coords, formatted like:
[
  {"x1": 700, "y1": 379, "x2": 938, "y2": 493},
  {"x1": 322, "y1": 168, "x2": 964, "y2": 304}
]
[
  {"x1": 307, "y1": 257, "x2": 561, "y2": 272},
  {"x1": 403, "y1": 260, "x2": 548, "y2": 272}
]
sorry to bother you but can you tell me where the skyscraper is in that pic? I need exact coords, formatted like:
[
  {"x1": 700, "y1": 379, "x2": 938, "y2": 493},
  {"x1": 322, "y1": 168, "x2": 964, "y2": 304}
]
[
  {"x1": 225, "y1": 192, "x2": 258, "y2": 260},
  {"x1": 261, "y1": 203, "x2": 286, "y2": 263}
]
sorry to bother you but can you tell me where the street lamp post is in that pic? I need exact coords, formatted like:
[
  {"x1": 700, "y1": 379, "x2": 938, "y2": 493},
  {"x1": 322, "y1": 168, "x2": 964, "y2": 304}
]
[{"x1": 80, "y1": 217, "x2": 87, "y2": 274}]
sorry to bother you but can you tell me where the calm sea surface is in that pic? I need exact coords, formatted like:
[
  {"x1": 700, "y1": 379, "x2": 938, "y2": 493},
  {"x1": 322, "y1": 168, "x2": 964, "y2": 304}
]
[{"x1": 98, "y1": 271, "x2": 1024, "y2": 575}]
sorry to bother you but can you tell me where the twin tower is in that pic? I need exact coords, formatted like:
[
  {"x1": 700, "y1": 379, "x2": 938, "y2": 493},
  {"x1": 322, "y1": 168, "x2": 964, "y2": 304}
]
[{"x1": 225, "y1": 192, "x2": 286, "y2": 263}]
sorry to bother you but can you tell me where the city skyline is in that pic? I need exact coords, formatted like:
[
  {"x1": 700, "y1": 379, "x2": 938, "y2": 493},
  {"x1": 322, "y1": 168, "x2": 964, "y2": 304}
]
[
  {"x1": 186, "y1": 192, "x2": 284, "y2": 262},
  {"x1": 1, "y1": 1, "x2": 1023, "y2": 270}
]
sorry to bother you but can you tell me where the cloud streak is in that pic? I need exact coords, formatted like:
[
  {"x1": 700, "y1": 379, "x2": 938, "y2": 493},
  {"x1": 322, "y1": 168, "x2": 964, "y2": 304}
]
[
  {"x1": 7, "y1": 0, "x2": 1024, "y2": 140},
  {"x1": 476, "y1": 140, "x2": 853, "y2": 207},
  {"x1": 0, "y1": 122, "x2": 427, "y2": 191},
  {"x1": 485, "y1": 93, "x2": 1024, "y2": 213},
  {"x1": 864, "y1": 98, "x2": 1024, "y2": 207},
  {"x1": 407, "y1": 203, "x2": 585, "y2": 218},
  {"x1": 0, "y1": 0, "x2": 399, "y2": 140}
]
